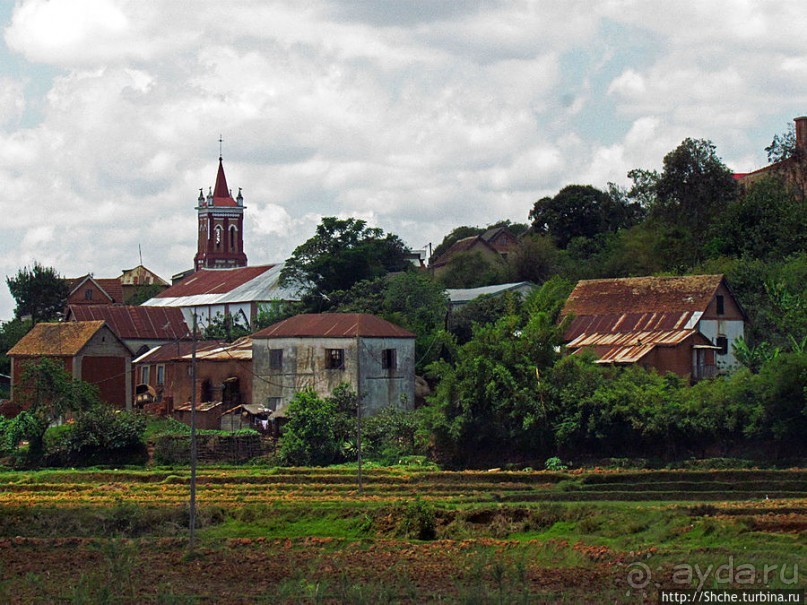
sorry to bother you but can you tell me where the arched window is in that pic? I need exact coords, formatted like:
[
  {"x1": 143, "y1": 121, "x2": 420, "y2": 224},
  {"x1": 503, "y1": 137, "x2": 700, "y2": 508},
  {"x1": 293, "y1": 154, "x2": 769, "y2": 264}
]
[
  {"x1": 214, "y1": 225, "x2": 222, "y2": 249},
  {"x1": 229, "y1": 225, "x2": 237, "y2": 251}
]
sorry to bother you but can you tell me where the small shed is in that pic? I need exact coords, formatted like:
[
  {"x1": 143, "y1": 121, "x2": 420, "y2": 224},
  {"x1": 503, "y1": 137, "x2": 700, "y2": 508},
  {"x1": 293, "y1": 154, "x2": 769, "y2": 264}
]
[{"x1": 173, "y1": 401, "x2": 225, "y2": 430}]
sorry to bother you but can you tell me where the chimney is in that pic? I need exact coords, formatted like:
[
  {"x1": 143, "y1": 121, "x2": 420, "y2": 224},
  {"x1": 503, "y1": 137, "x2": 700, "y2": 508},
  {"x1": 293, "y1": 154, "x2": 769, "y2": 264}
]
[{"x1": 795, "y1": 116, "x2": 807, "y2": 152}]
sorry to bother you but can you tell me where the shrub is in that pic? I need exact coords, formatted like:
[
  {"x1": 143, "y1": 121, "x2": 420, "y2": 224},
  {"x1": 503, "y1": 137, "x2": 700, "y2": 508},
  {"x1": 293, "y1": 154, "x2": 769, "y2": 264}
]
[
  {"x1": 399, "y1": 497, "x2": 436, "y2": 540},
  {"x1": 43, "y1": 408, "x2": 147, "y2": 467}
]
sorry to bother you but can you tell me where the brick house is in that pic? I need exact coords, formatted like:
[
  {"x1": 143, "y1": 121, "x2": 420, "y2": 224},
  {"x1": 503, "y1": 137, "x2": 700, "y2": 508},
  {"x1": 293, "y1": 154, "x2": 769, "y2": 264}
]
[
  {"x1": 252, "y1": 313, "x2": 415, "y2": 416},
  {"x1": 561, "y1": 274, "x2": 747, "y2": 379},
  {"x1": 7, "y1": 320, "x2": 132, "y2": 409},
  {"x1": 735, "y1": 116, "x2": 807, "y2": 195},
  {"x1": 132, "y1": 337, "x2": 252, "y2": 423}
]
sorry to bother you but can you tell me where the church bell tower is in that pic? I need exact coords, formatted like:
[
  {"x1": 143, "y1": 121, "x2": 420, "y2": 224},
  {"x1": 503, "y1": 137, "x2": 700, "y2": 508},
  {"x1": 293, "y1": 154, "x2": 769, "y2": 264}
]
[{"x1": 194, "y1": 156, "x2": 248, "y2": 270}]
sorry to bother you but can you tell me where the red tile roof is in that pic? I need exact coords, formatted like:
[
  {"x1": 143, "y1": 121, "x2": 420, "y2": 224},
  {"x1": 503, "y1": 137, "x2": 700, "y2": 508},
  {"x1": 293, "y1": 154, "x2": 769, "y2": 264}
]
[
  {"x1": 153, "y1": 265, "x2": 276, "y2": 298},
  {"x1": 253, "y1": 313, "x2": 415, "y2": 339},
  {"x1": 8, "y1": 321, "x2": 107, "y2": 357},
  {"x1": 67, "y1": 305, "x2": 189, "y2": 340}
]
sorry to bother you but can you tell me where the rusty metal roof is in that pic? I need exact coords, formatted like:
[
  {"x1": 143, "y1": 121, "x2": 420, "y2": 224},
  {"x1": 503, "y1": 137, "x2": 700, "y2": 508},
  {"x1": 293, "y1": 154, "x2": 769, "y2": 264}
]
[
  {"x1": 570, "y1": 329, "x2": 712, "y2": 364},
  {"x1": 253, "y1": 313, "x2": 415, "y2": 339},
  {"x1": 67, "y1": 305, "x2": 189, "y2": 340},
  {"x1": 189, "y1": 336, "x2": 252, "y2": 361},
  {"x1": 133, "y1": 340, "x2": 215, "y2": 364},
  {"x1": 152, "y1": 265, "x2": 276, "y2": 298},
  {"x1": 7, "y1": 321, "x2": 107, "y2": 357},
  {"x1": 563, "y1": 274, "x2": 725, "y2": 318}
]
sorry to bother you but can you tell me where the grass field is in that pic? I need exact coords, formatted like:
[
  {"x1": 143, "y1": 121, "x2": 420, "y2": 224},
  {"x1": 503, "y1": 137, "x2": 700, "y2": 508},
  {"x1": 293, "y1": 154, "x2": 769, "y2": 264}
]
[{"x1": 0, "y1": 466, "x2": 805, "y2": 603}]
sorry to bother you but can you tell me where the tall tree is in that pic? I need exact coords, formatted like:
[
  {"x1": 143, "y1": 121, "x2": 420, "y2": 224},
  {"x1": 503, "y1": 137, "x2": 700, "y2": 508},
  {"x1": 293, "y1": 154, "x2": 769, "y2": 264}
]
[
  {"x1": 529, "y1": 185, "x2": 643, "y2": 248},
  {"x1": 652, "y1": 138, "x2": 737, "y2": 255},
  {"x1": 280, "y1": 217, "x2": 410, "y2": 306},
  {"x1": 6, "y1": 263, "x2": 69, "y2": 324}
]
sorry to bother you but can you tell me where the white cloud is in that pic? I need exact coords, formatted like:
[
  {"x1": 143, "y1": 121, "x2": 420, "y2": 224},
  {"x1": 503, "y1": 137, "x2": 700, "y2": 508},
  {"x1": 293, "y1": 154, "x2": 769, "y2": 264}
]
[{"x1": 2, "y1": 1, "x2": 807, "y2": 319}]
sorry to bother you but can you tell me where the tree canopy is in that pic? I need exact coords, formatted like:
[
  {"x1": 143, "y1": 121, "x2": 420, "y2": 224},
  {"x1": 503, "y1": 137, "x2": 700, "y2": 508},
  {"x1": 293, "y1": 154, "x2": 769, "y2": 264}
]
[
  {"x1": 6, "y1": 262, "x2": 69, "y2": 324},
  {"x1": 279, "y1": 217, "x2": 410, "y2": 306},
  {"x1": 529, "y1": 185, "x2": 643, "y2": 248}
]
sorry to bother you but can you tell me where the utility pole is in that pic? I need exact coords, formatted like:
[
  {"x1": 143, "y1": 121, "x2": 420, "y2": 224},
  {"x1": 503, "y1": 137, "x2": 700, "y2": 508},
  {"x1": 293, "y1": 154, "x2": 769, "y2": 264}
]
[
  {"x1": 356, "y1": 336, "x2": 363, "y2": 495},
  {"x1": 189, "y1": 312, "x2": 198, "y2": 551}
]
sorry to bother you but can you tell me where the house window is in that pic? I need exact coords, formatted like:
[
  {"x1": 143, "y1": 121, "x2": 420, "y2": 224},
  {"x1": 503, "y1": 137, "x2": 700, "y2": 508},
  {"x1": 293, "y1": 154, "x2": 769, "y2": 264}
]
[
  {"x1": 381, "y1": 348, "x2": 397, "y2": 370},
  {"x1": 716, "y1": 295, "x2": 725, "y2": 315},
  {"x1": 267, "y1": 397, "x2": 282, "y2": 411},
  {"x1": 716, "y1": 336, "x2": 728, "y2": 356},
  {"x1": 156, "y1": 365, "x2": 165, "y2": 386},
  {"x1": 84, "y1": 289, "x2": 93, "y2": 300},
  {"x1": 141, "y1": 365, "x2": 150, "y2": 384},
  {"x1": 269, "y1": 349, "x2": 283, "y2": 370},
  {"x1": 326, "y1": 349, "x2": 345, "y2": 370}
]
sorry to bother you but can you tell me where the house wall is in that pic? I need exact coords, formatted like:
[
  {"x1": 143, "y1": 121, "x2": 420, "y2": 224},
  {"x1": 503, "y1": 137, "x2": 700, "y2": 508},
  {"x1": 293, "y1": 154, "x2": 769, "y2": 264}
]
[
  {"x1": 68, "y1": 281, "x2": 112, "y2": 306},
  {"x1": 159, "y1": 359, "x2": 252, "y2": 408},
  {"x1": 698, "y1": 282, "x2": 745, "y2": 372},
  {"x1": 77, "y1": 326, "x2": 132, "y2": 410},
  {"x1": 253, "y1": 336, "x2": 415, "y2": 416},
  {"x1": 10, "y1": 356, "x2": 73, "y2": 403}
]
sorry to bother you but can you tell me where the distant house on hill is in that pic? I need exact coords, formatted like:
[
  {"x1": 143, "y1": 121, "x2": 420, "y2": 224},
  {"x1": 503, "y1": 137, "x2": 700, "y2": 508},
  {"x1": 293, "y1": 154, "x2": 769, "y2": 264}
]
[
  {"x1": 7, "y1": 321, "x2": 132, "y2": 409},
  {"x1": 65, "y1": 304, "x2": 189, "y2": 357},
  {"x1": 431, "y1": 227, "x2": 521, "y2": 277},
  {"x1": 66, "y1": 265, "x2": 168, "y2": 307},
  {"x1": 252, "y1": 313, "x2": 415, "y2": 417},
  {"x1": 735, "y1": 116, "x2": 807, "y2": 194},
  {"x1": 142, "y1": 263, "x2": 299, "y2": 330},
  {"x1": 560, "y1": 274, "x2": 746, "y2": 380}
]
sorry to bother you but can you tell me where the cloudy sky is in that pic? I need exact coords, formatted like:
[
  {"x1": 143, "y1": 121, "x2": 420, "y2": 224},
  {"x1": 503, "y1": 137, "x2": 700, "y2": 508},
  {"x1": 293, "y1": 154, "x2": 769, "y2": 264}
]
[{"x1": 1, "y1": 0, "x2": 806, "y2": 320}]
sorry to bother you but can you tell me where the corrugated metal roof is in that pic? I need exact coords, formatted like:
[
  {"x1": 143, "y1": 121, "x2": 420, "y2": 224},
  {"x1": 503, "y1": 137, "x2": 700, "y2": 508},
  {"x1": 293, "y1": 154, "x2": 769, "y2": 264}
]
[
  {"x1": 67, "y1": 305, "x2": 189, "y2": 340},
  {"x1": 447, "y1": 281, "x2": 536, "y2": 304},
  {"x1": 253, "y1": 313, "x2": 415, "y2": 339},
  {"x1": 187, "y1": 337, "x2": 252, "y2": 361},
  {"x1": 7, "y1": 321, "x2": 106, "y2": 357},
  {"x1": 145, "y1": 264, "x2": 299, "y2": 306},
  {"x1": 132, "y1": 339, "x2": 244, "y2": 364},
  {"x1": 563, "y1": 275, "x2": 724, "y2": 318},
  {"x1": 174, "y1": 401, "x2": 225, "y2": 412},
  {"x1": 570, "y1": 330, "x2": 704, "y2": 364}
]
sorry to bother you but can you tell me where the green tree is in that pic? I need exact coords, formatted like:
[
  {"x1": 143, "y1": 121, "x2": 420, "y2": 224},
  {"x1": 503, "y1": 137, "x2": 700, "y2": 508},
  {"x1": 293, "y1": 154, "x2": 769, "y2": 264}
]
[
  {"x1": 332, "y1": 272, "x2": 450, "y2": 373},
  {"x1": 651, "y1": 138, "x2": 737, "y2": 262},
  {"x1": 424, "y1": 278, "x2": 571, "y2": 465},
  {"x1": 529, "y1": 185, "x2": 643, "y2": 248},
  {"x1": 6, "y1": 262, "x2": 69, "y2": 324},
  {"x1": 10, "y1": 358, "x2": 101, "y2": 461},
  {"x1": 279, "y1": 385, "x2": 358, "y2": 466},
  {"x1": 437, "y1": 251, "x2": 509, "y2": 289},
  {"x1": 280, "y1": 217, "x2": 410, "y2": 306},
  {"x1": 0, "y1": 317, "x2": 32, "y2": 376},
  {"x1": 707, "y1": 177, "x2": 807, "y2": 261}
]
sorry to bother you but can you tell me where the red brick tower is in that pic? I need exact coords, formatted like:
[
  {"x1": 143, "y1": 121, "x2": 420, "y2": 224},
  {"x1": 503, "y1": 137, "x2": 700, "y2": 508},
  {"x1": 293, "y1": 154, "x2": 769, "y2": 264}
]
[{"x1": 194, "y1": 157, "x2": 248, "y2": 270}]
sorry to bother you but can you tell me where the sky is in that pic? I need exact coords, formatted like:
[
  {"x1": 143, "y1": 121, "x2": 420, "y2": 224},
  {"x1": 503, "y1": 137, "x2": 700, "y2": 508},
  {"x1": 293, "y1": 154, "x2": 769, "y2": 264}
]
[{"x1": 2, "y1": 0, "x2": 807, "y2": 321}]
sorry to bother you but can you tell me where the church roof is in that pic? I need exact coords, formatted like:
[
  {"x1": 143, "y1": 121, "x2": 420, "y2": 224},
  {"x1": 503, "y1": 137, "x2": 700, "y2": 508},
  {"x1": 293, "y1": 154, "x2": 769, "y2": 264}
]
[{"x1": 211, "y1": 157, "x2": 238, "y2": 207}]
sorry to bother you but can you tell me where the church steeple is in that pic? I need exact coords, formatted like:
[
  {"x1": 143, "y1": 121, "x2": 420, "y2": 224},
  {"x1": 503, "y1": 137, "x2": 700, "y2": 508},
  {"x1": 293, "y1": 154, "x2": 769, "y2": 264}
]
[{"x1": 193, "y1": 155, "x2": 248, "y2": 271}]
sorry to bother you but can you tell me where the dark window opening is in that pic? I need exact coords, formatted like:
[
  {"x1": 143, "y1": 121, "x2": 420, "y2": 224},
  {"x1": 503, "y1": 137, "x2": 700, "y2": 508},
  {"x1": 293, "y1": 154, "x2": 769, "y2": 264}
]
[
  {"x1": 716, "y1": 295, "x2": 725, "y2": 315},
  {"x1": 201, "y1": 379, "x2": 213, "y2": 403},
  {"x1": 716, "y1": 336, "x2": 728, "y2": 356},
  {"x1": 326, "y1": 349, "x2": 345, "y2": 370},
  {"x1": 269, "y1": 349, "x2": 283, "y2": 370},
  {"x1": 156, "y1": 365, "x2": 165, "y2": 386},
  {"x1": 229, "y1": 227, "x2": 236, "y2": 251},
  {"x1": 381, "y1": 348, "x2": 397, "y2": 370},
  {"x1": 84, "y1": 289, "x2": 93, "y2": 300},
  {"x1": 267, "y1": 397, "x2": 281, "y2": 411}
]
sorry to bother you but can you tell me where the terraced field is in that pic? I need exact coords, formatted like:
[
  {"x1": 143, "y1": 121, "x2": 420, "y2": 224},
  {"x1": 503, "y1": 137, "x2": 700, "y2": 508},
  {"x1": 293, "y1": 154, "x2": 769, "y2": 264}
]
[{"x1": 0, "y1": 467, "x2": 805, "y2": 603}]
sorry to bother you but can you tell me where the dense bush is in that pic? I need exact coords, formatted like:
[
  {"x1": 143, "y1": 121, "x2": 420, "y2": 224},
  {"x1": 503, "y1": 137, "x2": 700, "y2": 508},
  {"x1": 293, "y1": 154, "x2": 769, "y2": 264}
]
[{"x1": 43, "y1": 408, "x2": 148, "y2": 467}]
